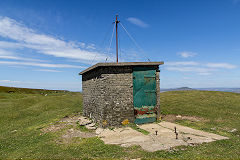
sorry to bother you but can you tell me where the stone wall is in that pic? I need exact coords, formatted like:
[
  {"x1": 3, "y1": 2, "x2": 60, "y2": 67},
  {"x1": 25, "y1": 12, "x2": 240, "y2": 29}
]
[
  {"x1": 82, "y1": 65, "x2": 160, "y2": 126},
  {"x1": 82, "y1": 66, "x2": 134, "y2": 126}
]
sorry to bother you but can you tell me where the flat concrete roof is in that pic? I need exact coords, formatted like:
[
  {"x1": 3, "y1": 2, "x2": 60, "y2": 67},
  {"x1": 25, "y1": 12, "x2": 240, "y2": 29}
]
[{"x1": 79, "y1": 61, "x2": 164, "y2": 75}]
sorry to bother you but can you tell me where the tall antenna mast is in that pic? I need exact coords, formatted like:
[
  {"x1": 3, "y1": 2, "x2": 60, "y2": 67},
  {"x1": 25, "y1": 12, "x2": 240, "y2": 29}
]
[{"x1": 115, "y1": 14, "x2": 120, "y2": 63}]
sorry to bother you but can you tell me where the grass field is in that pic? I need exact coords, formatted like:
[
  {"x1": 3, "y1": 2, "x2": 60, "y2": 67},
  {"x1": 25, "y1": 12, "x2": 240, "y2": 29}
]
[{"x1": 0, "y1": 87, "x2": 239, "y2": 159}]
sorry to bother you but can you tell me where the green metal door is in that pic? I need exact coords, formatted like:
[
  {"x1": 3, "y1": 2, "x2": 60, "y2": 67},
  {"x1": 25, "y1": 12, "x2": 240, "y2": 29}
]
[{"x1": 133, "y1": 67, "x2": 157, "y2": 124}]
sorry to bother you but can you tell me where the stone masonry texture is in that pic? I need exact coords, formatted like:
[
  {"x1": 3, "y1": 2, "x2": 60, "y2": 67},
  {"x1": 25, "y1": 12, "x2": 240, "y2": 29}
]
[{"x1": 82, "y1": 65, "x2": 160, "y2": 126}]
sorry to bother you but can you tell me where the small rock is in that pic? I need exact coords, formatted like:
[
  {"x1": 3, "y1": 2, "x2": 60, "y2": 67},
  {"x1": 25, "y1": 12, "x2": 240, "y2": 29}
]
[
  {"x1": 176, "y1": 115, "x2": 182, "y2": 118},
  {"x1": 229, "y1": 128, "x2": 237, "y2": 133},
  {"x1": 189, "y1": 143, "x2": 195, "y2": 146},
  {"x1": 78, "y1": 117, "x2": 92, "y2": 126},
  {"x1": 96, "y1": 128, "x2": 104, "y2": 135},
  {"x1": 86, "y1": 125, "x2": 97, "y2": 130},
  {"x1": 87, "y1": 123, "x2": 96, "y2": 127}
]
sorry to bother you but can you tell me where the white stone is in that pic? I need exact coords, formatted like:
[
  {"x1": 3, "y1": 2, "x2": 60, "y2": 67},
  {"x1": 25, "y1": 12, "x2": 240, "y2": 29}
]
[
  {"x1": 86, "y1": 125, "x2": 97, "y2": 130},
  {"x1": 87, "y1": 123, "x2": 96, "y2": 127},
  {"x1": 229, "y1": 128, "x2": 237, "y2": 133},
  {"x1": 78, "y1": 117, "x2": 92, "y2": 126},
  {"x1": 96, "y1": 128, "x2": 104, "y2": 135},
  {"x1": 176, "y1": 115, "x2": 182, "y2": 118}
]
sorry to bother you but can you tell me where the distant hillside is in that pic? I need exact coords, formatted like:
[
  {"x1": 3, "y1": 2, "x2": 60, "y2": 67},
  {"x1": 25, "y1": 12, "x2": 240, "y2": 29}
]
[
  {"x1": 0, "y1": 86, "x2": 69, "y2": 94},
  {"x1": 161, "y1": 87, "x2": 240, "y2": 94},
  {"x1": 197, "y1": 88, "x2": 240, "y2": 93},
  {"x1": 161, "y1": 87, "x2": 194, "y2": 92}
]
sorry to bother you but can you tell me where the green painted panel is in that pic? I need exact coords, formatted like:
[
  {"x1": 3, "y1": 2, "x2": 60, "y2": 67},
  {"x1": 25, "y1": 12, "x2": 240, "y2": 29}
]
[{"x1": 133, "y1": 67, "x2": 157, "y2": 124}]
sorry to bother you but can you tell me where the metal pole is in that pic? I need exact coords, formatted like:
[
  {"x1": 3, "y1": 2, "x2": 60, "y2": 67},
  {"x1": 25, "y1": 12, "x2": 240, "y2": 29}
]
[{"x1": 115, "y1": 15, "x2": 119, "y2": 63}]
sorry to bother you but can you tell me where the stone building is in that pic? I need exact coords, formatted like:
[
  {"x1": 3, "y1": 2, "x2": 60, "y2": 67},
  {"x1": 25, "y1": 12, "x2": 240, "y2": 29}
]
[{"x1": 79, "y1": 62, "x2": 164, "y2": 126}]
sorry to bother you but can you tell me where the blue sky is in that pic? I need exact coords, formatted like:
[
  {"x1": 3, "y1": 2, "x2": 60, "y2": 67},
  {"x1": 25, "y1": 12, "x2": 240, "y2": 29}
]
[{"x1": 0, "y1": 0, "x2": 240, "y2": 91}]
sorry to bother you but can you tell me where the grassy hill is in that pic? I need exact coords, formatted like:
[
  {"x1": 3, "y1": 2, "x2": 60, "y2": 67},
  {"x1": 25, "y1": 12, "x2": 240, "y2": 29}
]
[
  {"x1": 0, "y1": 86, "x2": 68, "y2": 94},
  {"x1": 0, "y1": 87, "x2": 239, "y2": 159}
]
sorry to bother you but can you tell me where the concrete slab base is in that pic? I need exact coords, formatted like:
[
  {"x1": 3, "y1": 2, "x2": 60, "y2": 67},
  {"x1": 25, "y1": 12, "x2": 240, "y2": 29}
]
[{"x1": 97, "y1": 121, "x2": 228, "y2": 152}]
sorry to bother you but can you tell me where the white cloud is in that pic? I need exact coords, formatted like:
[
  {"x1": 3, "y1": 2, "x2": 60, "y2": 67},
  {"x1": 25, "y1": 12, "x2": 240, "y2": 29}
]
[
  {"x1": 0, "y1": 16, "x2": 107, "y2": 64},
  {"x1": 77, "y1": 42, "x2": 86, "y2": 48},
  {"x1": 126, "y1": 17, "x2": 149, "y2": 28},
  {"x1": 183, "y1": 77, "x2": 191, "y2": 80},
  {"x1": 0, "y1": 61, "x2": 84, "y2": 68},
  {"x1": 0, "y1": 48, "x2": 48, "y2": 62},
  {"x1": 177, "y1": 51, "x2": 197, "y2": 58},
  {"x1": 0, "y1": 80, "x2": 21, "y2": 83},
  {"x1": 0, "y1": 49, "x2": 13, "y2": 56},
  {"x1": 165, "y1": 61, "x2": 199, "y2": 66},
  {"x1": 165, "y1": 61, "x2": 216, "y2": 76},
  {"x1": 0, "y1": 41, "x2": 23, "y2": 49},
  {"x1": 206, "y1": 63, "x2": 237, "y2": 69},
  {"x1": 165, "y1": 61, "x2": 237, "y2": 76},
  {"x1": 198, "y1": 72, "x2": 212, "y2": 76},
  {"x1": 0, "y1": 55, "x2": 47, "y2": 62},
  {"x1": 35, "y1": 69, "x2": 62, "y2": 72},
  {"x1": 166, "y1": 66, "x2": 215, "y2": 75},
  {"x1": 86, "y1": 44, "x2": 96, "y2": 50}
]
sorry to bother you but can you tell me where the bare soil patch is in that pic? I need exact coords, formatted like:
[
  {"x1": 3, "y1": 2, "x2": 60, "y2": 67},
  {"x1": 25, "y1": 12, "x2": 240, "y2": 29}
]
[
  {"x1": 58, "y1": 128, "x2": 96, "y2": 144},
  {"x1": 162, "y1": 114, "x2": 208, "y2": 123},
  {"x1": 41, "y1": 114, "x2": 84, "y2": 133},
  {"x1": 41, "y1": 114, "x2": 97, "y2": 144},
  {"x1": 41, "y1": 123, "x2": 67, "y2": 133}
]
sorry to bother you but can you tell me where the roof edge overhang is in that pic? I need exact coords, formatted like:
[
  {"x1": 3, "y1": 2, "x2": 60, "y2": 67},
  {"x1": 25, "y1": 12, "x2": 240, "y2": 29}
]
[{"x1": 79, "y1": 61, "x2": 164, "y2": 75}]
